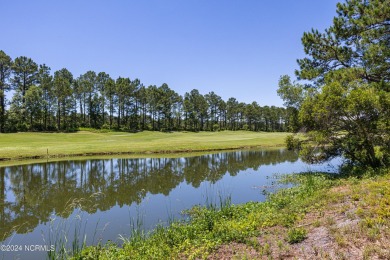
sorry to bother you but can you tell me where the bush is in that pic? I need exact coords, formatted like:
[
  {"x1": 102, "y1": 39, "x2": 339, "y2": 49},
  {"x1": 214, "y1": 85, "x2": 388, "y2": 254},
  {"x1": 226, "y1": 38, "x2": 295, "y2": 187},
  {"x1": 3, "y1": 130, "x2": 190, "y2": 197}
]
[
  {"x1": 286, "y1": 227, "x2": 307, "y2": 244},
  {"x1": 285, "y1": 135, "x2": 301, "y2": 150},
  {"x1": 101, "y1": 123, "x2": 111, "y2": 130}
]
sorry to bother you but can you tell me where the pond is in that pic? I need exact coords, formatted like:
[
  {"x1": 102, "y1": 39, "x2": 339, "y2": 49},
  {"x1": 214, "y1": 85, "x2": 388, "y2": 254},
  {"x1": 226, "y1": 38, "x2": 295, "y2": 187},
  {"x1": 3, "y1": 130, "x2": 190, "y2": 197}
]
[{"x1": 0, "y1": 149, "x2": 340, "y2": 259}]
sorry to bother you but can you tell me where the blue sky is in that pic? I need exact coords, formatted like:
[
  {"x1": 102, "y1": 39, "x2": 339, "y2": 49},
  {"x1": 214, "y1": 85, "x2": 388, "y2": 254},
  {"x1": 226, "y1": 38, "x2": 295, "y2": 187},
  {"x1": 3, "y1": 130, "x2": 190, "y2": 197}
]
[{"x1": 1, "y1": 0, "x2": 340, "y2": 106}]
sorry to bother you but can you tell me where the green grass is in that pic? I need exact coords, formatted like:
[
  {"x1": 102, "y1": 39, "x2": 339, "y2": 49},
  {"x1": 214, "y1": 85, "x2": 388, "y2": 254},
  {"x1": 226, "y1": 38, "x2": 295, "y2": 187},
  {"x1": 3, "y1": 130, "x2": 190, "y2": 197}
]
[{"x1": 0, "y1": 130, "x2": 288, "y2": 163}]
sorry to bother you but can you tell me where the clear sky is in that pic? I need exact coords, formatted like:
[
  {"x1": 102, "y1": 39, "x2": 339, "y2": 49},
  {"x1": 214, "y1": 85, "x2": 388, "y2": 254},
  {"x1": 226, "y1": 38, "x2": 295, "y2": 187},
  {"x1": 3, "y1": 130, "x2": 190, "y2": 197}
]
[{"x1": 1, "y1": 0, "x2": 340, "y2": 106}]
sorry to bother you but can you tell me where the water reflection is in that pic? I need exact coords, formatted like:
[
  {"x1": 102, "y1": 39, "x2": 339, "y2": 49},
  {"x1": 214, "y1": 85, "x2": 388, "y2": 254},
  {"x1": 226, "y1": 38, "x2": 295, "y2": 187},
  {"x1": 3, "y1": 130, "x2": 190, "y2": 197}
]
[{"x1": 0, "y1": 149, "x2": 298, "y2": 241}]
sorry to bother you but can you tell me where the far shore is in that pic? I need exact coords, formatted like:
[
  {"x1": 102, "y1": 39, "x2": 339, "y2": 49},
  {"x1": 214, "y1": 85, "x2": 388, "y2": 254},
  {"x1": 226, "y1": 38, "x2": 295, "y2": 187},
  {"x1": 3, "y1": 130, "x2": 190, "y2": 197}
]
[{"x1": 0, "y1": 130, "x2": 289, "y2": 166}]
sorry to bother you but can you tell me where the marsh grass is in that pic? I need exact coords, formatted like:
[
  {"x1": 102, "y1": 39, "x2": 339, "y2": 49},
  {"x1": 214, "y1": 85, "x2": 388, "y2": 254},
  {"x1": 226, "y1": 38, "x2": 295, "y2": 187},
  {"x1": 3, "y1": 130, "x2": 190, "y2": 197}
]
[
  {"x1": 0, "y1": 222, "x2": 33, "y2": 260},
  {"x1": 43, "y1": 194, "x2": 108, "y2": 260}
]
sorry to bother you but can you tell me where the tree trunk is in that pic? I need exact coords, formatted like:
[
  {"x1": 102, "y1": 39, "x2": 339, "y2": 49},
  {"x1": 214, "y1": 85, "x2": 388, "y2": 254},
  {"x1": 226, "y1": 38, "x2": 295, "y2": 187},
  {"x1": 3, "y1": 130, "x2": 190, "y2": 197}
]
[{"x1": 57, "y1": 102, "x2": 61, "y2": 130}]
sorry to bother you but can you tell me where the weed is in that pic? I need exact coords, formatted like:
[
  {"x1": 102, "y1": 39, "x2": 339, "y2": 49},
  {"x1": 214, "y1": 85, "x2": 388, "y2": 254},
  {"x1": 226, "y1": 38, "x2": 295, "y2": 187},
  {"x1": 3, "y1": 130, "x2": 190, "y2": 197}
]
[
  {"x1": 286, "y1": 227, "x2": 307, "y2": 244},
  {"x1": 334, "y1": 233, "x2": 347, "y2": 247},
  {"x1": 363, "y1": 245, "x2": 381, "y2": 260},
  {"x1": 346, "y1": 211, "x2": 355, "y2": 219},
  {"x1": 313, "y1": 220, "x2": 321, "y2": 227},
  {"x1": 43, "y1": 194, "x2": 107, "y2": 260},
  {"x1": 366, "y1": 227, "x2": 380, "y2": 241},
  {"x1": 244, "y1": 237, "x2": 261, "y2": 251},
  {"x1": 326, "y1": 216, "x2": 336, "y2": 226},
  {"x1": 277, "y1": 239, "x2": 284, "y2": 250},
  {"x1": 262, "y1": 242, "x2": 271, "y2": 256}
]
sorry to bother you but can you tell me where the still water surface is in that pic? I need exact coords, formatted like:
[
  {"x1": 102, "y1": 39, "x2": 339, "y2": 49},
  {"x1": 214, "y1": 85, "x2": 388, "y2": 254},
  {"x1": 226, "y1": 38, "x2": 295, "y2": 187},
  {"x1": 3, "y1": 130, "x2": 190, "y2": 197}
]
[{"x1": 0, "y1": 149, "x2": 340, "y2": 259}]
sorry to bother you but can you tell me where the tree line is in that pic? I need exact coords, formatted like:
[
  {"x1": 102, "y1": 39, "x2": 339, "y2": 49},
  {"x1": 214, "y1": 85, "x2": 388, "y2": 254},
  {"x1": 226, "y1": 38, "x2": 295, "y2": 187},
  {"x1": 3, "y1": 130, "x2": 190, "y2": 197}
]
[{"x1": 0, "y1": 51, "x2": 294, "y2": 133}]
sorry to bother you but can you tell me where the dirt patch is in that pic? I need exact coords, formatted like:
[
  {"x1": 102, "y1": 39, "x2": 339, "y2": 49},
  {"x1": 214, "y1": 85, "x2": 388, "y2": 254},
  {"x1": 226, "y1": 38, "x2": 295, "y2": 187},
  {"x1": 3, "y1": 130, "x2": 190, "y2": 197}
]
[
  {"x1": 330, "y1": 185, "x2": 351, "y2": 194},
  {"x1": 209, "y1": 185, "x2": 390, "y2": 259},
  {"x1": 208, "y1": 242, "x2": 260, "y2": 260}
]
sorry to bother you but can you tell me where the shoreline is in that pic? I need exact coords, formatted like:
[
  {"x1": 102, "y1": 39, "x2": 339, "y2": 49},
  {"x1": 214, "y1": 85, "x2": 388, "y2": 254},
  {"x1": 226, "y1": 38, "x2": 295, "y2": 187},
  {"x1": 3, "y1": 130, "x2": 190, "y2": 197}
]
[
  {"x1": 0, "y1": 145, "x2": 285, "y2": 167},
  {"x1": 0, "y1": 144, "x2": 283, "y2": 161},
  {"x1": 0, "y1": 131, "x2": 288, "y2": 166},
  {"x1": 75, "y1": 169, "x2": 390, "y2": 259}
]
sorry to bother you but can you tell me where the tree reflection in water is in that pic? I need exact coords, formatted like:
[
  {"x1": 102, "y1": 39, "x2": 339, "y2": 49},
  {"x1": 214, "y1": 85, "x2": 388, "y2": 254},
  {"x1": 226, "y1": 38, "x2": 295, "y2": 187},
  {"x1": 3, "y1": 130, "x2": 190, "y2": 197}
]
[{"x1": 0, "y1": 149, "x2": 298, "y2": 240}]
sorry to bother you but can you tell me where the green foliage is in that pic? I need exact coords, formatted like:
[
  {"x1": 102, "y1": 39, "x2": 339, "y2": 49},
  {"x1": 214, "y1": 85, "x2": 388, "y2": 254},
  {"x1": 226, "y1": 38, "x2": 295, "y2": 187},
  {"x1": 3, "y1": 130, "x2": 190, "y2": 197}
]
[
  {"x1": 212, "y1": 123, "x2": 220, "y2": 132},
  {"x1": 25, "y1": 85, "x2": 43, "y2": 130},
  {"x1": 299, "y1": 79, "x2": 390, "y2": 166},
  {"x1": 285, "y1": 134, "x2": 301, "y2": 150},
  {"x1": 277, "y1": 75, "x2": 305, "y2": 110},
  {"x1": 296, "y1": 0, "x2": 390, "y2": 84},
  {"x1": 12, "y1": 56, "x2": 38, "y2": 95},
  {"x1": 277, "y1": 75, "x2": 308, "y2": 132},
  {"x1": 54, "y1": 68, "x2": 75, "y2": 131},
  {"x1": 286, "y1": 227, "x2": 307, "y2": 244},
  {"x1": 0, "y1": 50, "x2": 12, "y2": 133},
  {"x1": 286, "y1": 0, "x2": 390, "y2": 168}
]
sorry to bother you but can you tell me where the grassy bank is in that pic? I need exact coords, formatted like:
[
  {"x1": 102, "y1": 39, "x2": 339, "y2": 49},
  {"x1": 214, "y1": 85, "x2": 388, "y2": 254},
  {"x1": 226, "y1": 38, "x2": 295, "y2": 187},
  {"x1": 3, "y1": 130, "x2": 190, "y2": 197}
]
[
  {"x1": 73, "y1": 168, "x2": 390, "y2": 259},
  {"x1": 0, "y1": 130, "x2": 288, "y2": 162}
]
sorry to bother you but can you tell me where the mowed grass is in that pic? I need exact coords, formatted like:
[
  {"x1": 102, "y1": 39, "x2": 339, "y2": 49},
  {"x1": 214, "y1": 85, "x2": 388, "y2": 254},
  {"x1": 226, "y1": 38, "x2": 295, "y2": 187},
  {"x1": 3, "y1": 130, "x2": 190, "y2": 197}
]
[{"x1": 0, "y1": 131, "x2": 288, "y2": 161}]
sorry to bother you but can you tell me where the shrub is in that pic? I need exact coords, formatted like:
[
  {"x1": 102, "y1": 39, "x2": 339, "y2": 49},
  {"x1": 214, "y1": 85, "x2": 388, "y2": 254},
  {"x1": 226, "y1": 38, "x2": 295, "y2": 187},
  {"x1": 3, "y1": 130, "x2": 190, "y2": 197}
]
[
  {"x1": 285, "y1": 135, "x2": 301, "y2": 150},
  {"x1": 286, "y1": 227, "x2": 307, "y2": 244},
  {"x1": 101, "y1": 124, "x2": 111, "y2": 130}
]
